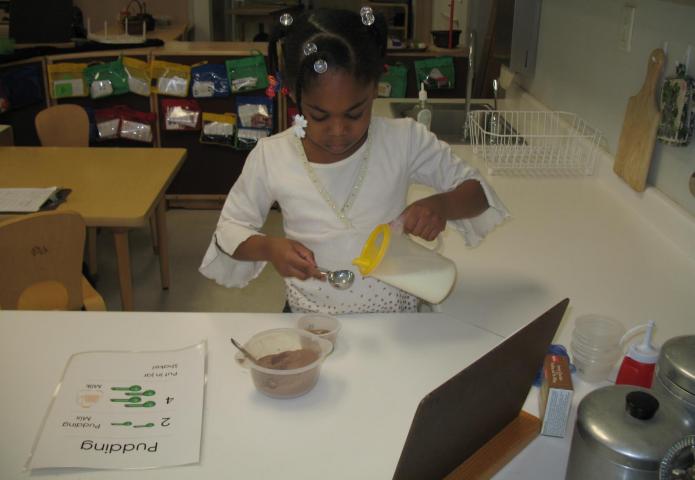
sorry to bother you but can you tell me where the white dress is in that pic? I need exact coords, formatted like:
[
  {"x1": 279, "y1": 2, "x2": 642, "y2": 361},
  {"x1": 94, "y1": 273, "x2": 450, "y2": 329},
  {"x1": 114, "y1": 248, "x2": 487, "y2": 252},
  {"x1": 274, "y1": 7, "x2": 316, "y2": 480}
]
[{"x1": 200, "y1": 116, "x2": 509, "y2": 314}]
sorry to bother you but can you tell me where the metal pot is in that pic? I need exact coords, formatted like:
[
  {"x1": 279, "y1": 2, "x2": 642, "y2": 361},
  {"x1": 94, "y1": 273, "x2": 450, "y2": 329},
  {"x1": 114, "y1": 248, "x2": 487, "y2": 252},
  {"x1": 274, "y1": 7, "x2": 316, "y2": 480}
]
[
  {"x1": 652, "y1": 335, "x2": 695, "y2": 419},
  {"x1": 565, "y1": 386, "x2": 692, "y2": 480}
]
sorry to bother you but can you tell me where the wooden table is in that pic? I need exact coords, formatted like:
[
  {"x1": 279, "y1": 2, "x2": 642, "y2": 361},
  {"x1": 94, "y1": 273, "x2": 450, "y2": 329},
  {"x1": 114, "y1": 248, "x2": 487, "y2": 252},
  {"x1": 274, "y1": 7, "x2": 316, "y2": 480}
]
[{"x1": 0, "y1": 147, "x2": 186, "y2": 310}]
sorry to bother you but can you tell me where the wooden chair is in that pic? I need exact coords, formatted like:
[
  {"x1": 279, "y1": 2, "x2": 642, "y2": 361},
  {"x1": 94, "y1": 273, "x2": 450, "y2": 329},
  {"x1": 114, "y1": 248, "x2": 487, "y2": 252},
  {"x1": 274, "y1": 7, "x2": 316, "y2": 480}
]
[
  {"x1": 34, "y1": 104, "x2": 160, "y2": 277},
  {"x1": 34, "y1": 103, "x2": 102, "y2": 279},
  {"x1": 35, "y1": 104, "x2": 90, "y2": 147},
  {"x1": 0, "y1": 210, "x2": 106, "y2": 311}
]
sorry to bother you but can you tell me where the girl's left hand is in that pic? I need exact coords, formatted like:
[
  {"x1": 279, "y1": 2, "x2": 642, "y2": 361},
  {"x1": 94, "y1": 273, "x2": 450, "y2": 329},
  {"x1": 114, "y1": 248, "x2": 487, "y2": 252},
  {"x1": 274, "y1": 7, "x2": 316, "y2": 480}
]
[{"x1": 399, "y1": 196, "x2": 446, "y2": 241}]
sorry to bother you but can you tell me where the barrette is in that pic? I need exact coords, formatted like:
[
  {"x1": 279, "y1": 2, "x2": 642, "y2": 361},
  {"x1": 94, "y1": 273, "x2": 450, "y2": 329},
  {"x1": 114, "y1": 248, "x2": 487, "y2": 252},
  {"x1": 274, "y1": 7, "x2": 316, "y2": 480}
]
[
  {"x1": 360, "y1": 6, "x2": 375, "y2": 26},
  {"x1": 280, "y1": 13, "x2": 293, "y2": 26},
  {"x1": 313, "y1": 59, "x2": 328, "y2": 74}
]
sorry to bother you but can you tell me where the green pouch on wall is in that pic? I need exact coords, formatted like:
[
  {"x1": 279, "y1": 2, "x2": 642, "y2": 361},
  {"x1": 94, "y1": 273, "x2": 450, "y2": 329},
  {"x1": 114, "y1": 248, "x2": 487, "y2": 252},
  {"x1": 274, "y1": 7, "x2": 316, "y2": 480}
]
[
  {"x1": 84, "y1": 59, "x2": 129, "y2": 99},
  {"x1": 414, "y1": 56, "x2": 455, "y2": 90},
  {"x1": 379, "y1": 64, "x2": 407, "y2": 98},
  {"x1": 225, "y1": 54, "x2": 268, "y2": 93}
]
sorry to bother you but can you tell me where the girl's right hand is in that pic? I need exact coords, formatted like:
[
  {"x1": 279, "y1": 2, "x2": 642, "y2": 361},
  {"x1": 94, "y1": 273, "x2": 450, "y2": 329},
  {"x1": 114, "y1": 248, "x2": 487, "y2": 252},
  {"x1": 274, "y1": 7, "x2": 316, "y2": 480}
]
[{"x1": 267, "y1": 237, "x2": 323, "y2": 281}]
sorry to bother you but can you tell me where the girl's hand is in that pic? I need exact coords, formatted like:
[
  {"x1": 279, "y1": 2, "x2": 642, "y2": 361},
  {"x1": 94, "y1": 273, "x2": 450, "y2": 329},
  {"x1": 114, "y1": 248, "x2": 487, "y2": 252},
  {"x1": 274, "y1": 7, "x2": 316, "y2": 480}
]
[
  {"x1": 400, "y1": 196, "x2": 446, "y2": 241},
  {"x1": 266, "y1": 237, "x2": 323, "y2": 281}
]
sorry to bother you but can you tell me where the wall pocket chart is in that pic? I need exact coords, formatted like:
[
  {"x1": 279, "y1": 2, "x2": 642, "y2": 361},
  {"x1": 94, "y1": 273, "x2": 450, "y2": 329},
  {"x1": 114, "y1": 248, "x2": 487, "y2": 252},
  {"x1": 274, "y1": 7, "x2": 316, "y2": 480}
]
[{"x1": 27, "y1": 342, "x2": 206, "y2": 470}]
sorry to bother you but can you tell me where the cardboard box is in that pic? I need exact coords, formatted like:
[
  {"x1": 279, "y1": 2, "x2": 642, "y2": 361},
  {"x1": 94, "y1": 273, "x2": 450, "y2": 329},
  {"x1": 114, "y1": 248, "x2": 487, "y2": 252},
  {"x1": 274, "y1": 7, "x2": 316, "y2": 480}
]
[{"x1": 539, "y1": 354, "x2": 574, "y2": 437}]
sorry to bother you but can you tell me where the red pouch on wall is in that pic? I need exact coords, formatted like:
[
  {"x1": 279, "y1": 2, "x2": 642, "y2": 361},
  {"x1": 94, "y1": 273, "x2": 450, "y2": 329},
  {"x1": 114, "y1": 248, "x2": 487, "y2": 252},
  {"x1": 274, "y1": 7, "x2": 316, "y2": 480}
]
[{"x1": 161, "y1": 98, "x2": 201, "y2": 131}]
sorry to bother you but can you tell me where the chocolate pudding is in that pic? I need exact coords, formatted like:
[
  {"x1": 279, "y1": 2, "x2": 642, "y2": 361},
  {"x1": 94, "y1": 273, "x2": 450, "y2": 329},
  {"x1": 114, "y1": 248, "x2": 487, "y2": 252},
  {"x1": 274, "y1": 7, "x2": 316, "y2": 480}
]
[{"x1": 257, "y1": 348, "x2": 319, "y2": 370}]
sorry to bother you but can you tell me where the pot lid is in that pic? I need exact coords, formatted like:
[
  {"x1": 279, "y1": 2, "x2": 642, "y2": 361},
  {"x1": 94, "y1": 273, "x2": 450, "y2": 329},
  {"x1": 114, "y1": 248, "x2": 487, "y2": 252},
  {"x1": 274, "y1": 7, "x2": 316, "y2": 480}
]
[
  {"x1": 576, "y1": 385, "x2": 691, "y2": 471},
  {"x1": 657, "y1": 335, "x2": 695, "y2": 396}
]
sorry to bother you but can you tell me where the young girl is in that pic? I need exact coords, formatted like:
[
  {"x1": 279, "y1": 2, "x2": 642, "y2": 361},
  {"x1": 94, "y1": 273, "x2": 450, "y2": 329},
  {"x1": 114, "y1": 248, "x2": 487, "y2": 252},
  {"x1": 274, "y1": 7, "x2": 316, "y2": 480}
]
[{"x1": 200, "y1": 8, "x2": 509, "y2": 314}]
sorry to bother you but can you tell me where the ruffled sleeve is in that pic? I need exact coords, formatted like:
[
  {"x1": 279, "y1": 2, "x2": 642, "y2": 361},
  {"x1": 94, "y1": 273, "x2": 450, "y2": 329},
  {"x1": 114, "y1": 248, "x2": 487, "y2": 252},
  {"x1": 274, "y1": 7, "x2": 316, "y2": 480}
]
[
  {"x1": 199, "y1": 141, "x2": 275, "y2": 287},
  {"x1": 406, "y1": 120, "x2": 510, "y2": 247}
]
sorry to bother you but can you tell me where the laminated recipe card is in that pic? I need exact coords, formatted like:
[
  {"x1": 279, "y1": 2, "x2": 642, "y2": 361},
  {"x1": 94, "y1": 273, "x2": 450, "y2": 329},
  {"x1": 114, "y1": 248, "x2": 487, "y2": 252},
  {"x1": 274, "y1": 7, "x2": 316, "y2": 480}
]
[{"x1": 27, "y1": 342, "x2": 206, "y2": 470}]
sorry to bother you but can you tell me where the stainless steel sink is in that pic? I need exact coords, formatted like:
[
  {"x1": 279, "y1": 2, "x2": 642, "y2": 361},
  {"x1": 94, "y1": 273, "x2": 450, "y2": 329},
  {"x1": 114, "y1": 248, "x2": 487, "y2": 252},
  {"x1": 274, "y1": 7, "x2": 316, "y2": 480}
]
[{"x1": 389, "y1": 102, "x2": 493, "y2": 144}]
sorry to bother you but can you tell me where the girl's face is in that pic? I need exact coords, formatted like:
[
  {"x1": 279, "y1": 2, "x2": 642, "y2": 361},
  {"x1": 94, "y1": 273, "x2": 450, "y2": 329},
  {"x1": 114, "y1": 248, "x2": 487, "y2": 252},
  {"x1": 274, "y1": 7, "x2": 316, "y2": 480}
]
[{"x1": 299, "y1": 70, "x2": 377, "y2": 163}]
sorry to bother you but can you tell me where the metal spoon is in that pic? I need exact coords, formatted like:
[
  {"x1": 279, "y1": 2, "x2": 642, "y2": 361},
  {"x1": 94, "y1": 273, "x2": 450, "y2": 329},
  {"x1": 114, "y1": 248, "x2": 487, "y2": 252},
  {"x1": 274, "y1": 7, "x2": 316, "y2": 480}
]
[
  {"x1": 318, "y1": 267, "x2": 355, "y2": 290},
  {"x1": 230, "y1": 337, "x2": 258, "y2": 365}
]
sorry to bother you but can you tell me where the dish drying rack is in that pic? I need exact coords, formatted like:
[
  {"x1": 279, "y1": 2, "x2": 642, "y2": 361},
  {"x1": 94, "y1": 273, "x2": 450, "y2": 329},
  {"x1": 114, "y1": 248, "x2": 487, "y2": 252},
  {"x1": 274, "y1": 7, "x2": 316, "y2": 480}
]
[{"x1": 468, "y1": 110, "x2": 601, "y2": 176}]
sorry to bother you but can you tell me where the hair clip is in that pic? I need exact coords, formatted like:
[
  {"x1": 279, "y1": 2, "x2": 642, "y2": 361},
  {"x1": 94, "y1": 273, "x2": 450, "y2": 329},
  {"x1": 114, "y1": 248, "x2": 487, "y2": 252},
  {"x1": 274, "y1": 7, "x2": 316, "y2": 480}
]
[
  {"x1": 303, "y1": 42, "x2": 318, "y2": 56},
  {"x1": 279, "y1": 13, "x2": 293, "y2": 26},
  {"x1": 293, "y1": 114, "x2": 307, "y2": 138},
  {"x1": 360, "y1": 6, "x2": 375, "y2": 26},
  {"x1": 313, "y1": 59, "x2": 328, "y2": 74}
]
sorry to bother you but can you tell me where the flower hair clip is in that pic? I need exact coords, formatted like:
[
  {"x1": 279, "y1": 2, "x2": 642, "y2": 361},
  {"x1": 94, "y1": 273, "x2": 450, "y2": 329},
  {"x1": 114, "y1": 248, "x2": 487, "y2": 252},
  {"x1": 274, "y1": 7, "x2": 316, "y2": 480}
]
[{"x1": 293, "y1": 114, "x2": 307, "y2": 138}]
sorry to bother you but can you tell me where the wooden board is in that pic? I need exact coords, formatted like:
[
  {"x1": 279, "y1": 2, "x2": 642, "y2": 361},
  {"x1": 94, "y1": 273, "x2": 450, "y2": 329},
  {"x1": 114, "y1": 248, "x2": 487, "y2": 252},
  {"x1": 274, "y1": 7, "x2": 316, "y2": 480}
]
[
  {"x1": 444, "y1": 411, "x2": 541, "y2": 480},
  {"x1": 613, "y1": 48, "x2": 665, "y2": 192}
]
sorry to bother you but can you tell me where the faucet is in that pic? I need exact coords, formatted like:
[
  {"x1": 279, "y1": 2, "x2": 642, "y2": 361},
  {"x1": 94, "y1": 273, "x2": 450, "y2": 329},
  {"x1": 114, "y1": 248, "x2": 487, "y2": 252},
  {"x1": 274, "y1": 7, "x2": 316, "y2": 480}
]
[{"x1": 462, "y1": 30, "x2": 475, "y2": 141}]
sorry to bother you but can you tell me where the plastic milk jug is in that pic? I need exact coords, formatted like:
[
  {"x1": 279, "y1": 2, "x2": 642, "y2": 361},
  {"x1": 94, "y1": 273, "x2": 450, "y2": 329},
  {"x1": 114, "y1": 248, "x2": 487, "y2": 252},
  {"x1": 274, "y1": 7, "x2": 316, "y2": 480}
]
[{"x1": 352, "y1": 222, "x2": 456, "y2": 304}]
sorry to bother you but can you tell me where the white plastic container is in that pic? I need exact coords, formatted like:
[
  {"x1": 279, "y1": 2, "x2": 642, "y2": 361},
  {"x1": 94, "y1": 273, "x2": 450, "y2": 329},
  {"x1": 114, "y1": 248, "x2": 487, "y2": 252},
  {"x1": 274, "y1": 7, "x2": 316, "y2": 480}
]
[
  {"x1": 352, "y1": 222, "x2": 456, "y2": 304},
  {"x1": 297, "y1": 313, "x2": 341, "y2": 347}
]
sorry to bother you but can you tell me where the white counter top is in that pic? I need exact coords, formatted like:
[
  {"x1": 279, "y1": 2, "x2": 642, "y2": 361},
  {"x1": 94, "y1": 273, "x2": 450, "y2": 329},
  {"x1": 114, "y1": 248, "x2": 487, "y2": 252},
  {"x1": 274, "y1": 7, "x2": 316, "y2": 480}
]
[{"x1": 373, "y1": 97, "x2": 695, "y2": 349}]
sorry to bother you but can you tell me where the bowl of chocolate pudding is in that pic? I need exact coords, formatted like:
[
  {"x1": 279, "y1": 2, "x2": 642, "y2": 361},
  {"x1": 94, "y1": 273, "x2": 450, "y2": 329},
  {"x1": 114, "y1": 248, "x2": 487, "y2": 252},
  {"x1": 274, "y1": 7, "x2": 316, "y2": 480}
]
[{"x1": 235, "y1": 328, "x2": 333, "y2": 398}]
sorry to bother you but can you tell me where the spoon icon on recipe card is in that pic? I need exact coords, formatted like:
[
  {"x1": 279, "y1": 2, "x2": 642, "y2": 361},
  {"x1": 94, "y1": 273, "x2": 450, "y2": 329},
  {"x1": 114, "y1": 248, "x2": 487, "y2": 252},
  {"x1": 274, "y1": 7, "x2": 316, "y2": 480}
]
[
  {"x1": 111, "y1": 396, "x2": 142, "y2": 403},
  {"x1": 125, "y1": 401, "x2": 156, "y2": 408},
  {"x1": 125, "y1": 389, "x2": 155, "y2": 396},
  {"x1": 111, "y1": 385, "x2": 142, "y2": 392},
  {"x1": 318, "y1": 267, "x2": 355, "y2": 290}
]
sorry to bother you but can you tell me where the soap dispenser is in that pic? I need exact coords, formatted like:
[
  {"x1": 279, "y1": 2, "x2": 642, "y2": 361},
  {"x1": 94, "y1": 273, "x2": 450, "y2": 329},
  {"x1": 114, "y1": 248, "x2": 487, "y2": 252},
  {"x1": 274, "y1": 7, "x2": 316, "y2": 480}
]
[
  {"x1": 615, "y1": 320, "x2": 659, "y2": 388},
  {"x1": 412, "y1": 82, "x2": 432, "y2": 130}
]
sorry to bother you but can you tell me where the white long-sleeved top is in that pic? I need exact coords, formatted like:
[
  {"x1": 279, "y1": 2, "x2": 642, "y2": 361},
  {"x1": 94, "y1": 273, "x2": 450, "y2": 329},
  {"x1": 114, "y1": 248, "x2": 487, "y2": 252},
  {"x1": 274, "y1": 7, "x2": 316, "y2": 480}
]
[{"x1": 200, "y1": 116, "x2": 509, "y2": 314}]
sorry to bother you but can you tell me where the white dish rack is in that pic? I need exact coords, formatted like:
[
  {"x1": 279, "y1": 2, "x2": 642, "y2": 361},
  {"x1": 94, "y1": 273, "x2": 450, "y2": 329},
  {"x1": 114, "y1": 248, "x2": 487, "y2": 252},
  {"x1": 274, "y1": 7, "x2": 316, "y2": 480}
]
[{"x1": 468, "y1": 110, "x2": 601, "y2": 176}]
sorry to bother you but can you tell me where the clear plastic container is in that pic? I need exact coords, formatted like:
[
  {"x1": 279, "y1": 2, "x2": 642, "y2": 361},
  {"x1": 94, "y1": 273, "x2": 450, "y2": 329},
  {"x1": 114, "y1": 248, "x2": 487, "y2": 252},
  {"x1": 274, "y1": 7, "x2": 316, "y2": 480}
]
[
  {"x1": 235, "y1": 328, "x2": 333, "y2": 399},
  {"x1": 571, "y1": 314, "x2": 626, "y2": 383},
  {"x1": 297, "y1": 313, "x2": 341, "y2": 347}
]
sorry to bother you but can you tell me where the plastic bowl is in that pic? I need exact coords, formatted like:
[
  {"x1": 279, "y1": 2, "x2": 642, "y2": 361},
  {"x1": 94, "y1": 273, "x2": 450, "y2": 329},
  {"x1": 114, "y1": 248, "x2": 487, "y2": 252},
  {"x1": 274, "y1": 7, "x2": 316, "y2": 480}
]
[
  {"x1": 297, "y1": 313, "x2": 341, "y2": 346},
  {"x1": 235, "y1": 328, "x2": 333, "y2": 399},
  {"x1": 573, "y1": 314, "x2": 626, "y2": 348}
]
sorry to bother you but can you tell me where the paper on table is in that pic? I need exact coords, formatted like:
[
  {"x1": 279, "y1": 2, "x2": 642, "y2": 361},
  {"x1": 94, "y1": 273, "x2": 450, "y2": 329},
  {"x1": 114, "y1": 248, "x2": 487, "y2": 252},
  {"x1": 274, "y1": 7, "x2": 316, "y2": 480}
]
[
  {"x1": 0, "y1": 187, "x2": 59, "y2": 213},
  {"x1": 26, "y1": 342, "x2": 207, "y2": 471}
]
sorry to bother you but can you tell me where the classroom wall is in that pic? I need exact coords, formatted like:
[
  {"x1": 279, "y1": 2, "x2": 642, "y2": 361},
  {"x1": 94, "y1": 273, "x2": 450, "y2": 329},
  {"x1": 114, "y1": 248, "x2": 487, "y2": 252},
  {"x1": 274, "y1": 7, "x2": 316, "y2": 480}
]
[{"x1": 521, "y1": 0, "x2": 695, "y2": 216}]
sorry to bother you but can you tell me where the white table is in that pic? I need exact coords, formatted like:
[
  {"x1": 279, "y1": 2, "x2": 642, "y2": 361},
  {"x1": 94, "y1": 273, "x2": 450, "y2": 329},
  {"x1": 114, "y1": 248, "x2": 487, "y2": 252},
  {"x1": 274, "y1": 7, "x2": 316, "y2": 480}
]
[{"x1": 0, "y1": 310, "x2": 528, "y2": 479}]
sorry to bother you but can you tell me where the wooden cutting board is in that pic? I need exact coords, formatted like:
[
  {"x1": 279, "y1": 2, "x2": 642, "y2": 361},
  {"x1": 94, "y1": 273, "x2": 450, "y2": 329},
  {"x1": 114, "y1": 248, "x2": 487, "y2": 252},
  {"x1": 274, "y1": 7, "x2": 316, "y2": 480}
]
[{"x1": 613, "y1": 48, "x2": 666, "y2": 192}]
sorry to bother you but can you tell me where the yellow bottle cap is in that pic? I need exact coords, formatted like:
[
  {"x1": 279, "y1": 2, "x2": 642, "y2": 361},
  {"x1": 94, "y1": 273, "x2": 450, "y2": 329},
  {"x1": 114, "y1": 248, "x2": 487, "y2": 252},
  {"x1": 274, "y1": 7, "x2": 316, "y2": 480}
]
[{"x1": 352, "y1": 224, "x2": 391, "y2": 275}]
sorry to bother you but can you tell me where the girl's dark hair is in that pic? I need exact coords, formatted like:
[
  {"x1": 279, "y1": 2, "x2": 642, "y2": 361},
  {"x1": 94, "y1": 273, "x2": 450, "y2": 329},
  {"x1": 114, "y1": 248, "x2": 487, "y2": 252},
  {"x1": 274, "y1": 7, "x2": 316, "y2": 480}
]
[{"x1": 268, "y1": 8, "x2": 388, "y2": 112}]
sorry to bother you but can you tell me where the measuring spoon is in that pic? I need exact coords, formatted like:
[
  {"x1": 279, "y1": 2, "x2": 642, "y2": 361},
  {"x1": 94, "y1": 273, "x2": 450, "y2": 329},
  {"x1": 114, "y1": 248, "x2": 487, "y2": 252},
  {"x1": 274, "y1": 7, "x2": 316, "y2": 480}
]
[
  {"x1": 125, "y1": 401, "x2": 156, "y2": 408},
  {"x1": 111, "y1": 385, "x2": 141, "y2": 392},
  {"x1": 318, "y1": 267, "x2": 355, "y2": 290},
  {"x1": 111, "y1": 421, "x2": 132, "y2": 426},
  {"x1": 111, "y1": 396, "x2": 141, "y2": 403},
  {"x1": 125, "y1": 390, "x2": 155, "y2": 397}
]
